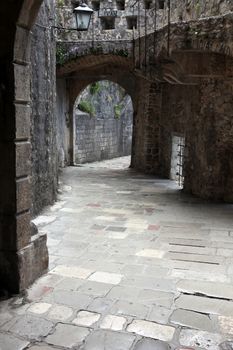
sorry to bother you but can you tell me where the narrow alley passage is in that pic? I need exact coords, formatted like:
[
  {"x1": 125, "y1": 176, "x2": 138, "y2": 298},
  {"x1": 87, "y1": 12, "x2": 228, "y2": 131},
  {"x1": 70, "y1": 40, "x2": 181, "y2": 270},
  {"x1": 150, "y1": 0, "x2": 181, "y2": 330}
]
[{"x1": 1, "y1": 157, "x2": 233, "y2": 349}]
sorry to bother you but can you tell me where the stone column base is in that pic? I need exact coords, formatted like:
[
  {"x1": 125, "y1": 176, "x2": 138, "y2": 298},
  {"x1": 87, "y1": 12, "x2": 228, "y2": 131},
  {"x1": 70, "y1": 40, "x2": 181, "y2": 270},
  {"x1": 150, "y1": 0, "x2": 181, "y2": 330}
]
[{"x1": 0, "y1": 232, "x2": 48, "y2": 294}]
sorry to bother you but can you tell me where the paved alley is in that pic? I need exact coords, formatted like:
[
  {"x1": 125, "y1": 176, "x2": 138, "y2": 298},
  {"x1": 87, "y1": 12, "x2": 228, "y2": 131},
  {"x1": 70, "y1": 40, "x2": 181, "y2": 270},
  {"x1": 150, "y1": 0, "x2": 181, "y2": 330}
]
[{"x1": 1, "y1": 156, "x2": 233, "y2": 350}]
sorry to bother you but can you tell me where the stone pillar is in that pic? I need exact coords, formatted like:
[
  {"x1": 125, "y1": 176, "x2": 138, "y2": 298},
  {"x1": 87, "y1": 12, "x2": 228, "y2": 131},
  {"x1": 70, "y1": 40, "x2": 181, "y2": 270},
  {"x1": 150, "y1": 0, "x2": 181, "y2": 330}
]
[
  {"x1": 0, "y1": 0, "x2": 48, "y2": 293},
  {"x1": 184, "y1": 78, "x2": 233, "y2": 202},
  {"x1": 132, "y1": 81, "x2": 162, "y2": 174}
]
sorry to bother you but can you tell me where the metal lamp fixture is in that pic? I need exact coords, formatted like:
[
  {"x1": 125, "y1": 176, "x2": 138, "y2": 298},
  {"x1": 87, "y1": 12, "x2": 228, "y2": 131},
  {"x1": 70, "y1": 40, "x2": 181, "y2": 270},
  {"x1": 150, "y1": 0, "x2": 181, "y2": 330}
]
[{"x1": 74, "y1": 2, "x2": 94, "y2": 31}]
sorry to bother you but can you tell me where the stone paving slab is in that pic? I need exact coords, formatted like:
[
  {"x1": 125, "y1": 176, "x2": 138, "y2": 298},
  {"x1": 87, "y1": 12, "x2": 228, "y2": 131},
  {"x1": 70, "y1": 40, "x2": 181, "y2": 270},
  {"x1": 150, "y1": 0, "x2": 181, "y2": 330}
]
[
  {"x1": 100, "y1": 314, "x2": 127, "y2": 331},
  {"x1": 27, "y1": 303, "x2": 52, "y2": 315},
  {"x1": 175, "y1": 294, "x2": 233, "y2": 316},
  {"x1": 0, "y1": 311, "x2": 13, "y2": 327},
  {"x1": 77, "y1": 281, "x2": 113, "y2": 297},
  {"x1": 80, "y1": 329, "x2": 136, "y2": 350},
  {"x1": 88, "y1": 271, "x2": 123, "y2": 285},
  {"x1": 49, "y1": 265, "x2": 93, "y2": 279},
  {"x1": 165, "y1": 252, "x2": 225, "y2": 264},
  {"x1": 73, "y1": 311, "x2": 101, "y2": 327},
  {"x1": 170, "y1": 268, "x2": 230, "y2": 283},
  {"x1": 134, "y1": 339, "x2": 170, "y2": 350},
  {"x1": 146, "y1": 305, "x2": 172, "y2": 325},
  {"x1": 47, "y1": 304, "x2": 74, "y2": 321},
  {"x1": 45, "y1": 323, "x2": 90, "y2": 348},
  {"x1": 170, "y1": 309, "x2": 218, "y2": 333},
  {"x1": 179, "y1": 329, "x2": 223, "y2": 350},
  {"x1": 42, "y1": 290, "x2": 92, "y2": 309},
  {"x1": 87, "y1": 297, "x2": 114, "y2": 314},
  {"x1": 0, "y1": 332, "x2": 29, "y2": 350},
  {"x1": 52, "y1": 276, "x2": 85, "y2": 291},
  {"x1": 121, "y1": 275, "x2": 176, "y2": 292},
  {"x1": 218, "y1": 316, "x2": 233, "y2": 336},
  {"x1": 176, "y1": 279, "x2": 233, "y2": 299},
  {"x1": 127, "y1": 319, "x2": 175, "y2": 341},
  {"x1": 137, "y1": 289, "x2": 174, "y2": 308},
  {"x1": 2, "y1": 315, "x2": 54, "y2": 341},
  {"x1": 110, "y1": 300, "x2": 149, "y2": 319}
]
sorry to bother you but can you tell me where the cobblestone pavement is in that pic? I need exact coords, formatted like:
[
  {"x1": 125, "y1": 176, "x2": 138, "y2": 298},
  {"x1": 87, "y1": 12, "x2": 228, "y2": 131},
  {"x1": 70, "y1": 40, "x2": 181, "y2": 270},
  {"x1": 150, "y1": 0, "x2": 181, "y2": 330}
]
[{"x1": 1, "y1": 156, "x2": 233, "y2": 350}]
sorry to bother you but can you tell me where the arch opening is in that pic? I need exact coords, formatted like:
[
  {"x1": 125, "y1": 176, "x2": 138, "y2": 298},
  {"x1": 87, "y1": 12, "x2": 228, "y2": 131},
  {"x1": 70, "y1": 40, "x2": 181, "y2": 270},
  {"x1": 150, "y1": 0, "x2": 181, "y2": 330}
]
[{"x1": 73, "y1": 80, "x2": 134, "y2": 167}]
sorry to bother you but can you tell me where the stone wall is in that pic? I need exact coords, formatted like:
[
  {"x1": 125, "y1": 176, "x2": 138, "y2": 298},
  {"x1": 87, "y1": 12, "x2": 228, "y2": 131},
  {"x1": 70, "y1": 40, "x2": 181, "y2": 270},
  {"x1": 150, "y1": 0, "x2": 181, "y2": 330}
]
[
  {"x1": 132, "y1": 81, "x2": 161, "y2": 174},
  {"x1": 56, "y1": 79, "x2": 70, "y2": 167},
  {"x1": 160, "y1": 78, "x2": 233, "y2": 202},
  {"x1": 75, "y1": 81, "x2": 133, "y2": 163},
  {"x1": 75, "y1": 112, "x2": 132, "y2": 163},
  {"x1": 56, "y1": 0, "x2": 233, "y2": 44},
  {"x1": 31, "y1": 0, "x2": 57, "y2": 216},
  {"x1": 185, "y1": 78, "x2": 233, "y2": 202}
]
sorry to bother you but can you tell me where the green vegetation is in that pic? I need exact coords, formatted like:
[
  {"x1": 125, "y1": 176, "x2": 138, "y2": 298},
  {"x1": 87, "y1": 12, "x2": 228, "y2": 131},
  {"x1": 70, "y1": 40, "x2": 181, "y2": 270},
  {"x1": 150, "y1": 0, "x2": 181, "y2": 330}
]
[
  {"x1": 90, "y1": 82, "x2": 101, "y2": 95},
  {"x1": 57, "y1": 0, "x2": 65, "y2": 7},
  {"x1": 195, "y1": 0, "x2": 201, "y2": 17},
  {"x1": 78, "y1": 100, "x2": 95, "y2": 116},
  {"x1": 56, "y1": 45, "x2": 66, "y2": 66},
  {"x1": 114, "y1": 104, "x2": 123, "y2": 119},
  {"x1": 114, "y1": 49, "x2": 129, "y2": 57},
  {"x1": 89, "y1": 46, "x2": 104, "y2": 55}
]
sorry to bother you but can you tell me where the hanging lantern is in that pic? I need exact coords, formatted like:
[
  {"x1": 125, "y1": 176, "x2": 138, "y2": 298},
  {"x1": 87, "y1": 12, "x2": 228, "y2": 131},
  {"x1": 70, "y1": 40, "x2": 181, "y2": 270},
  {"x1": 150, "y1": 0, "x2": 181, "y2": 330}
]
[{"x1": 74, "y1": 2, "x2": 93, "y2": 31}]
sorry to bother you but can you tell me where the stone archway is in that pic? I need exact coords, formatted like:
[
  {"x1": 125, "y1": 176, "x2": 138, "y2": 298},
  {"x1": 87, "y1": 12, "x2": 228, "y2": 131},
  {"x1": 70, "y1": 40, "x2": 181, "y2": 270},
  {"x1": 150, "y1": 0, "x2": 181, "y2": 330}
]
[
  {"x1": 57, "y1": 54, "x2": 139, "y2": 167},
  {"x1": 0, "y1": 0, "x2": 48, "y2": 293}
]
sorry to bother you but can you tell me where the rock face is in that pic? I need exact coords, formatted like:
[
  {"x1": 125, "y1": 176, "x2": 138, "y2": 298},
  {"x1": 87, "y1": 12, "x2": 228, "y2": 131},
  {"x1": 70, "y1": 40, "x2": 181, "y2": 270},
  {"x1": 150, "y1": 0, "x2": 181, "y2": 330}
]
[
  {"x1": 74, "y1": 81, "x2": 133, "y2": 164},
  {"x1": 30, "y1": 0, "x2": 57, "y2": 216}
]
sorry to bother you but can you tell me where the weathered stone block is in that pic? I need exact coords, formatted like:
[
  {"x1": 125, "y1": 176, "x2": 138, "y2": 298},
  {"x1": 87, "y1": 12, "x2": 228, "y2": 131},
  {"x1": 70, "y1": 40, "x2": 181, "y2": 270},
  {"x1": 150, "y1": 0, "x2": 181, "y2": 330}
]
[
  {"x1": 16, "y1": 211, "x2": 31, "y2": 249},
  {"x1": 73, "y1": 310, "x2": 100, "y2": 327},
  {"x1": 15, "y1": 104, "x2": 31, "y2": 139},
  {"x1": 134, "y1": 339, "x2": 170, "y2": 350},
  {"x1": 18, "y1": 232, "x2": 48, "y2": 292},
  {"x1": 3, "y1": 314, "x2": 53, "y2": 341},
  {"x1": 14, "y1": 63, "x2": 30, "y2": 102},
  {"x1": 16, "y1": 178, "x2": 31, "y2": 213},
  {"x1": 179, "y1": 329, "x2": 223, "y2": 350},
  {"x1": 17, "y1": 1, "x2": 44, "y2": 29},
  {"x1": 45, "y1": 323, "x2": 89, "y2": 348},
  {"x1": 175, "y1": 294, "x2": 233, "y2": 316},
  {"x1": 127, "y1": 319, "x2": 175, "y2": 341},
  {"x1": 81, "y1": 329, "x2": 135, "y2": 350},
  {"x1": 170, "y1": 309, "x2": 217, "y2": 333},
  {"x1": 14, "y1": 26, "x2": 31, "y2": 63},
  {"x1": 0, "y1": 332, "x2": 29, "y2": 350},
  {"x1": 176, "y1": 279, "x2": 233, "y2": 300},
  {"x1": 16, "y1": 142, "x2": 31, "y2": 177}
]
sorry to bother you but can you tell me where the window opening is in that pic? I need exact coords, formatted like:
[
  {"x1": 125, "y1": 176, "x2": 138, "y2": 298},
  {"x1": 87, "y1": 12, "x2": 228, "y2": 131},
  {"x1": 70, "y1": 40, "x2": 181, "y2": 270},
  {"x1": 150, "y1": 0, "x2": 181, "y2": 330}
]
[
  {"x1": 91, "y1": 1, "x2": 100, "y2": 11},
  {"x1": 158, "y1": 0, "x2": 165, "y2": 9},
  {"x1": 144, "y1": 0, "x2": 152, "y2": 9},
  {"x1": 101, "y1": 17, "x2": 115, "y2": 30},
  {"x1": 116, "y1": 0, "x2": 125, "y2": 10},
  {"x1": 126, "y1": 16, "x2": 137, "y2": 29}
]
